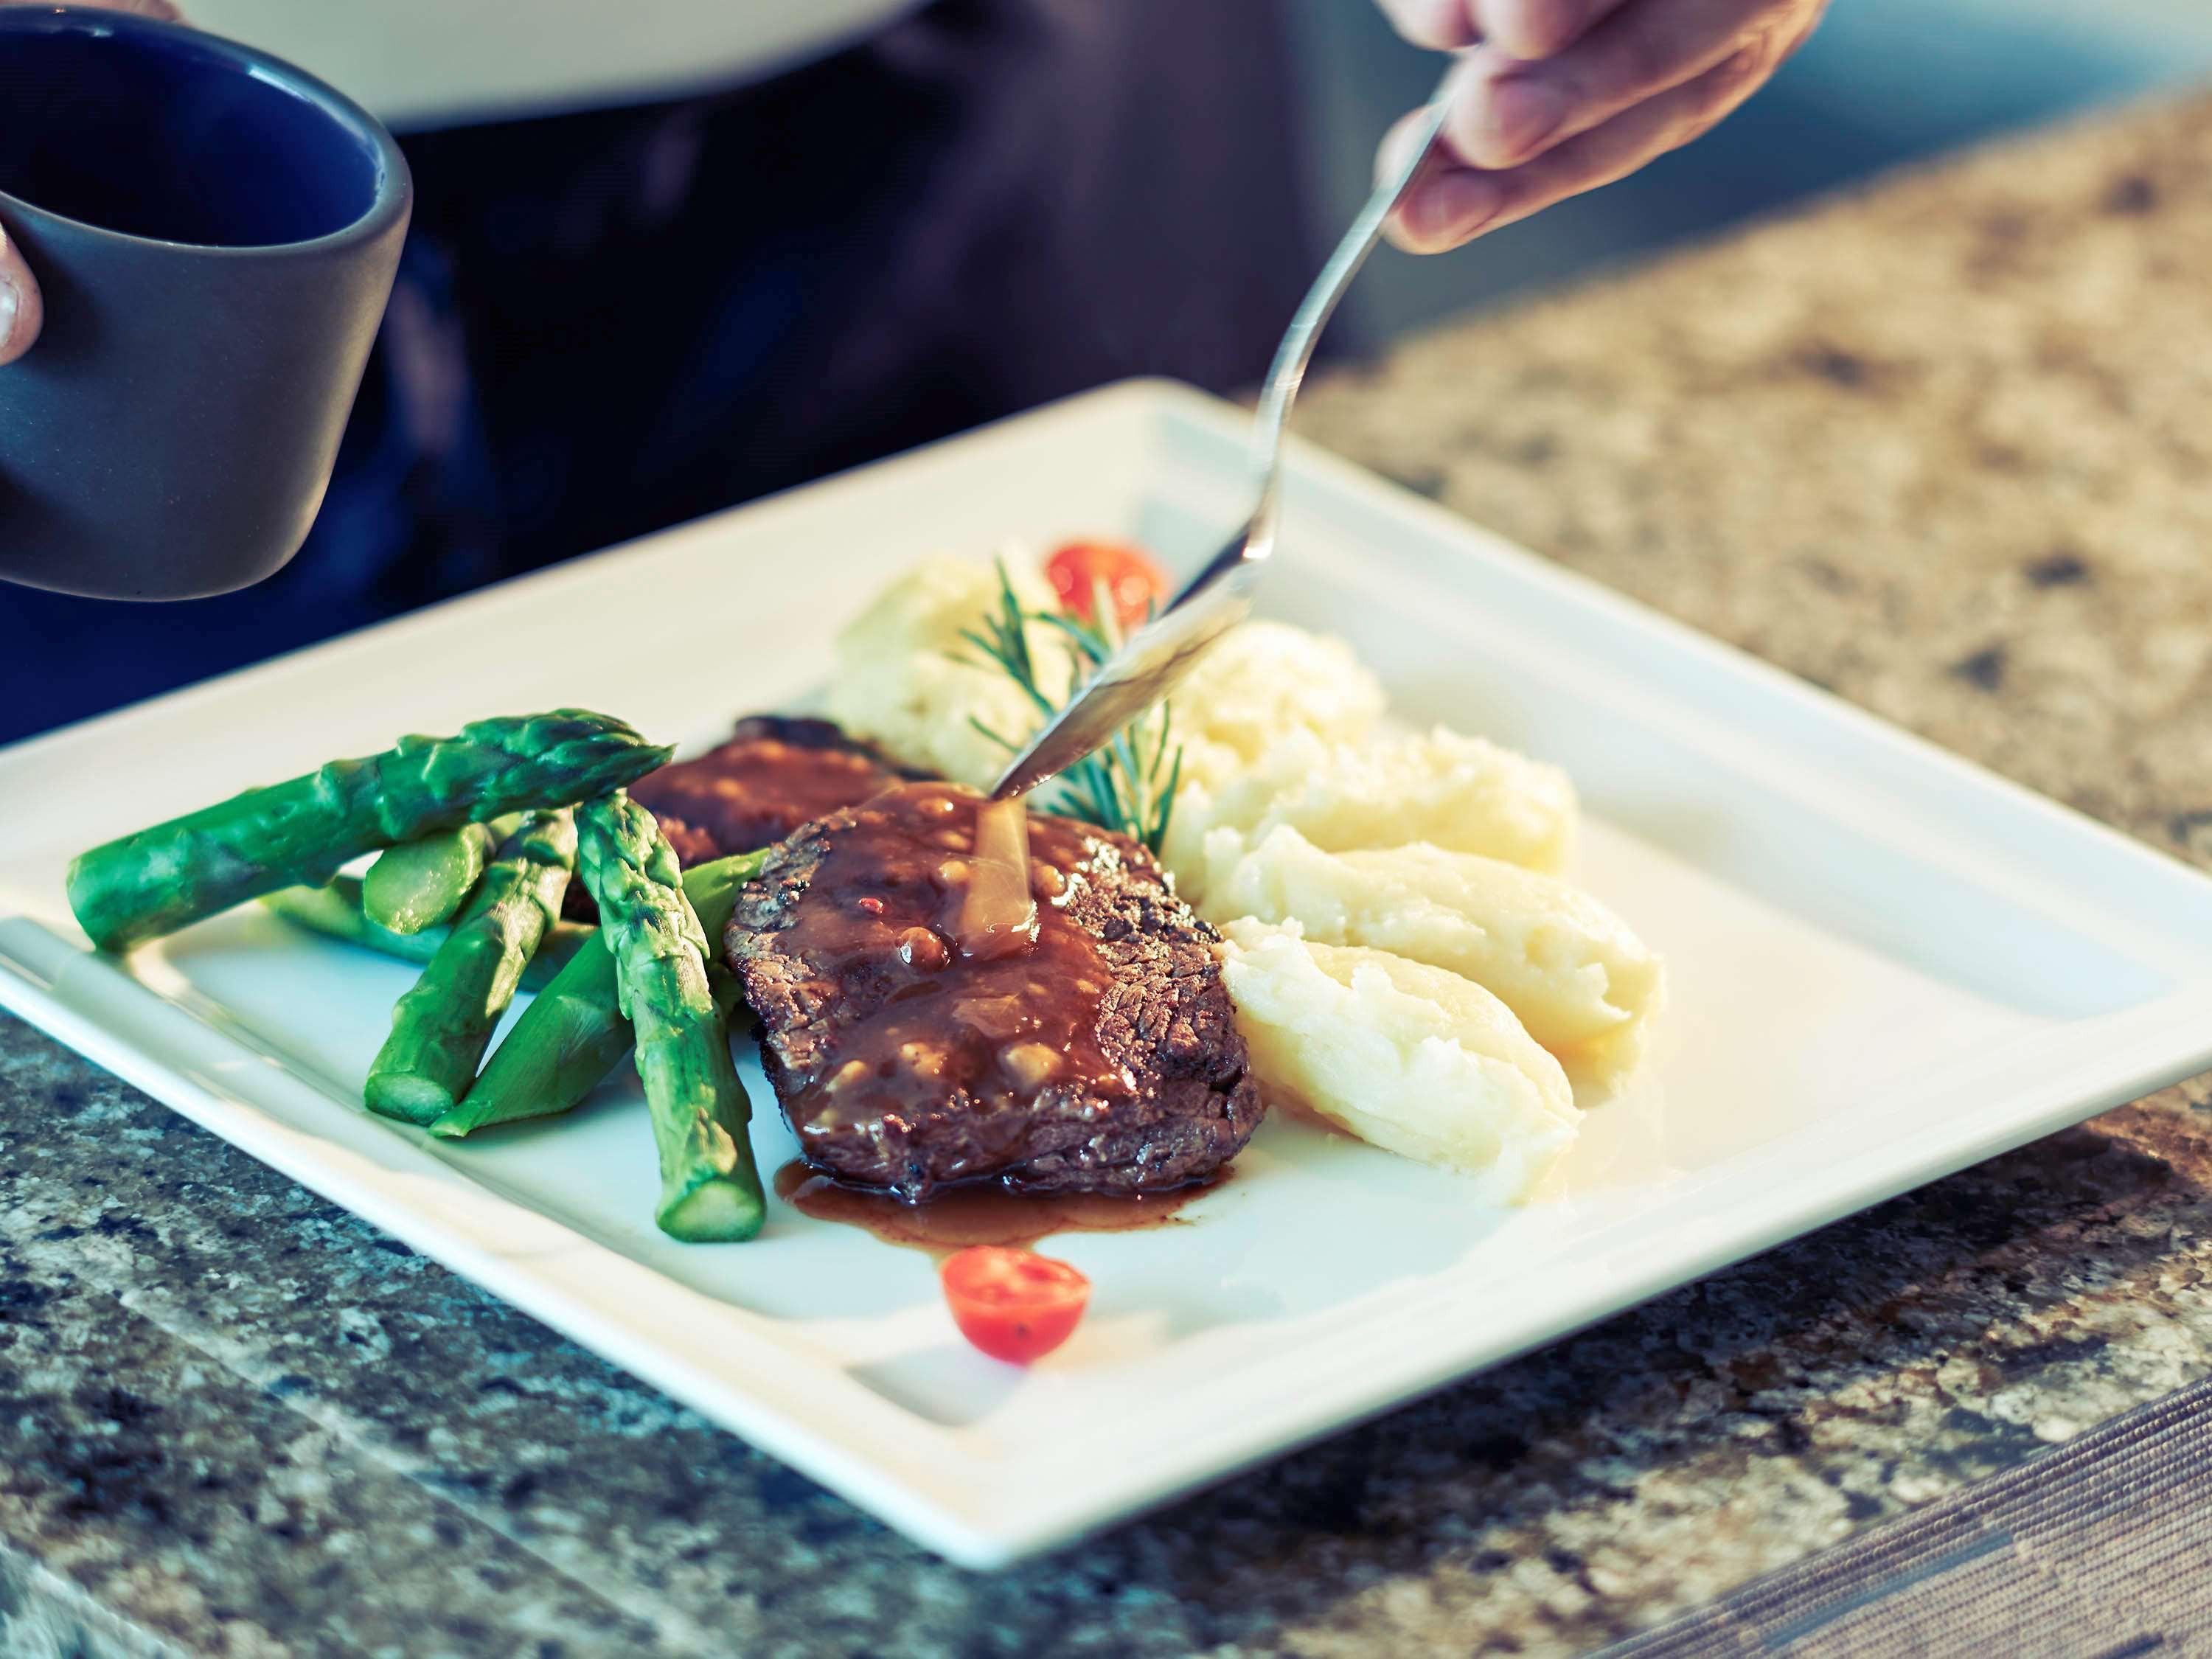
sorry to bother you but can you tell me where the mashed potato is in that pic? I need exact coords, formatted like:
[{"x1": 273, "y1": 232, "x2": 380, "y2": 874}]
[
  {"x1": 1169, "y1": 621, "x2": 1385, "y2": 784},
  {"x1": 826, "y1": 556, "x2": 1071, "y2": 788},
  {"x1": 1219, "y1": 920, "x2": 1579, "y2": 1200},
  {"x1": 827, "y1": 557, "x2": 1385, "y2": 800},
  {"x1": 1201, "y1": 827, "x2": 1663, "y2": 1087},
  {"x1": 1164, "y1": 725, "x2": 1578, "y2": 897}
]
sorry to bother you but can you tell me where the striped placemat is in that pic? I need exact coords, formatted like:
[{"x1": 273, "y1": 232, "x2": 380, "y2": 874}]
[{"x1": 1601, "y1": 1372, "x2": 2212, "y2": 1657}]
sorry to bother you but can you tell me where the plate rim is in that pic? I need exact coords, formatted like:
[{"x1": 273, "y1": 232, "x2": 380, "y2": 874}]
[{"x1": 7, "y1": 375, "x2": 2212, "y2": 1567}]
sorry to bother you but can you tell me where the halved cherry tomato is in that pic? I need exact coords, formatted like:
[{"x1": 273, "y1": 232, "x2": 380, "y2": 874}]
[
  {"x1": 1045, "y1": 540, "x2": 1170, "y2": 633},
  {"x1": 940, "y1": 1245, "x2": 1091, "y2": 1365}
]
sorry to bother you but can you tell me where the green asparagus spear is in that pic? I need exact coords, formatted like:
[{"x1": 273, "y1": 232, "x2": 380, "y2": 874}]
[
  {"x1": 363, "y1": 815, "x2": 515, "y2": 934},
  {"x1": 428, "y1": 849, "x2": 767, "y2": 1141},
  {"x1": 67, "y1": 711, "x2": 670, "y2": 953},
  {"x1": 257, "y1": 877, "x2": 591, "y2": 990},
  {"x1": 364, "y1": 810, "x2": 579, "y2": 1125},
  {"x1": 574, "y1": 794, "x2": 762, "y2": 1242}
]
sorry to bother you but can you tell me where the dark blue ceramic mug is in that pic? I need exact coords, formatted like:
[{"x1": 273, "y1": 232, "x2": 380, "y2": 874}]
[{"x1": 0, "y1": 7, "x2": 410, "y2": 599}]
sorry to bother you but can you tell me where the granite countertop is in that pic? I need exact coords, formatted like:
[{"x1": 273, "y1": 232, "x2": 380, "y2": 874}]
[{"x1": 10, "y1": 95, "x2": 2212, "y2": 1659}]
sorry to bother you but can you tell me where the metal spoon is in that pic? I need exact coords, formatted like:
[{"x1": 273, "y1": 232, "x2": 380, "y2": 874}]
[{"x1": 991, "y1": 63, "x2": 1460, "y2": 801}]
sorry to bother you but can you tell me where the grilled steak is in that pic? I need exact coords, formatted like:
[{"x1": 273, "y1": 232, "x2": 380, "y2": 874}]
[
  {"x1": 566, "y1": 715, "x2": 917, "y2": 919},
  {"x1": 727, "y1": 782, "x2": 1264, "y2": 1201},
  {"x1": 632, "y1": 715, "x2": 919, "y2": 856}
]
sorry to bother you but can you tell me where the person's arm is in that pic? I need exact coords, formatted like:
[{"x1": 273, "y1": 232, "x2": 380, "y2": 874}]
[
  {"x1": 0, "y1": 0, "x2": 178, "y2": 365},
  {"x1": 1374, "y1": 0, "x2": 1828, "y2": 252}
]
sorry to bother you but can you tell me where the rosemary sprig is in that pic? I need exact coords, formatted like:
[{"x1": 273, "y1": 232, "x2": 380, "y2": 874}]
[{"x1": 959, "y1": 560, "x2": 1186, "y2": 854}]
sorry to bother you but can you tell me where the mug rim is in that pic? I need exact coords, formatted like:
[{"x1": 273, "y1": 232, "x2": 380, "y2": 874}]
[{"x1": 0, "y1": 5, "x2": 411, "y2": 260}]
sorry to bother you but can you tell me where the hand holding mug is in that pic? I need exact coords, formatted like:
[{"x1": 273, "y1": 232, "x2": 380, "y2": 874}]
[
  {"x1": 0, "y1": 0, "x2": 179, "y2": 365},
  {"x1": 0, "y1": 4, "x2": 409, "y2": 598}
]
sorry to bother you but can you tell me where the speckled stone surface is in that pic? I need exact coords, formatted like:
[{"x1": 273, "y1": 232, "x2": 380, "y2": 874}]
[{"x1": 10, "y1": 95, "x2": 2212, "y2": 1658}]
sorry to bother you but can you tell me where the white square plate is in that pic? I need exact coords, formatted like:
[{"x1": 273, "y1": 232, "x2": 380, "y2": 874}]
[{"x1": 6, "y1": 380, "x2": 2212, "y2": 1568}]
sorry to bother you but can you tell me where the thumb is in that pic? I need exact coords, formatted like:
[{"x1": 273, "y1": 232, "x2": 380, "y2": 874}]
[{"x1": 0, "y1": 224, "x2": 45, "y2": 367}]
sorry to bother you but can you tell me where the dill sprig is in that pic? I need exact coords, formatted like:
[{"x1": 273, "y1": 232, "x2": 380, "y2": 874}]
[{"x1": 959, "y1": 559, "x2": 1185, "y2": 854}]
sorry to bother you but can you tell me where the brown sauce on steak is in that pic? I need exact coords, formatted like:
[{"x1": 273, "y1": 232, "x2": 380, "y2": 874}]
[
  {"x1": 768, "y1": 786, "x2": 1130, "y2": 1166},
  {"x1": 773, "y1": 1161, "x2": 1222, "y2": 1253},
  {"x1": 729, "y1": 781, "x2": 1262, "y2": 1201}
]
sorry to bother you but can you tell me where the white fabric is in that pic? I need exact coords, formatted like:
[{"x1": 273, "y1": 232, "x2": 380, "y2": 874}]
[{"x1": 185, "y1": 0, "x2": 926, "y2": 128}]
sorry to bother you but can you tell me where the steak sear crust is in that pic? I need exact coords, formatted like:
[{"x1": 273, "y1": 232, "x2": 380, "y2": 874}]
[
  {"x1": 566, "y1": 715, "x2": 919, "y2": 921},
  {"x1": 631, "y1": 715, "x2": 920, "y2": 858},
  {"x1": 727, "y1": 782, "x2": 1264, "y2": 1202}
]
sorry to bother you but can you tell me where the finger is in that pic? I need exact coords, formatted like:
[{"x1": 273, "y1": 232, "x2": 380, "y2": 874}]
[
  {"x1": 1467, "y1": 0, "x2": 1630, "y2": 60},
  {"x1": 1374, "y1": 102, "x2": 1446, "y2": 192},
  {"x1": 0, "y1": 225, "x2": 44, "y2": 368},
  {"x1": 1388, "y1": 30, "x2": 1789, "y2": 252},
  {"x1": 1374, "y1": 0, "x2": 1479, "y2": 50},
  {"x1": 1380, "y1": 100, "x2": 1506, "y2": 253},
  {"x1": 1441, "y1": 0, "x2": 1804, "y2": 169}
]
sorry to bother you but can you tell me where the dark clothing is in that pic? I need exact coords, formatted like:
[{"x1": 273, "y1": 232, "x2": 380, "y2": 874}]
[{"x1": 0, "y1": 0, "x2": 1314, "y2": 743}]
